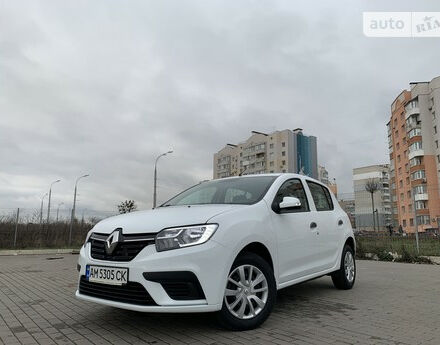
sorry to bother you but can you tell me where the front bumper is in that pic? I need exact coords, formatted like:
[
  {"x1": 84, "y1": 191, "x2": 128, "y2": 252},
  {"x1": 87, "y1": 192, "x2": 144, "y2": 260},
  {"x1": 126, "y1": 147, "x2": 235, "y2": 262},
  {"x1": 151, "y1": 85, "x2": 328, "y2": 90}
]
[{"x1": 76, "y1": 239, "x2": 231, "y2": 313}]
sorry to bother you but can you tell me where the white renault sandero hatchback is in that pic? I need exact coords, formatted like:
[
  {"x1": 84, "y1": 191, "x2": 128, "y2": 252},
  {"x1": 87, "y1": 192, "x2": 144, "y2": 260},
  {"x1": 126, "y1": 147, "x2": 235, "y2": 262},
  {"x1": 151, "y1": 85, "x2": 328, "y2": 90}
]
[{"x1": 76, "y1": 174, "x2": 356, "y2": 330}]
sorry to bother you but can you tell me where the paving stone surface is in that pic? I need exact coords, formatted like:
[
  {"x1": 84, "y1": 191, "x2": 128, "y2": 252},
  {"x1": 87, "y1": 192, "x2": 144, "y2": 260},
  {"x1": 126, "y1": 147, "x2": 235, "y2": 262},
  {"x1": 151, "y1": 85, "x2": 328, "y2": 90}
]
[{"x1": 0, "y1": 255, "x2": 439, "y2": 344}]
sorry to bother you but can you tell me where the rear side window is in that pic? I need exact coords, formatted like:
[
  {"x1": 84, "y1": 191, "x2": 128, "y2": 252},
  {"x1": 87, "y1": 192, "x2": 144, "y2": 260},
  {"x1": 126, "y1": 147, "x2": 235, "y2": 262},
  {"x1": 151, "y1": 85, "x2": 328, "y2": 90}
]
[
  {"x1": 306, "y1": 181, "x2": 334, "y2": 211},
  {"x1": 273, "y1": 179, "x2": 309, "y2": 213}
]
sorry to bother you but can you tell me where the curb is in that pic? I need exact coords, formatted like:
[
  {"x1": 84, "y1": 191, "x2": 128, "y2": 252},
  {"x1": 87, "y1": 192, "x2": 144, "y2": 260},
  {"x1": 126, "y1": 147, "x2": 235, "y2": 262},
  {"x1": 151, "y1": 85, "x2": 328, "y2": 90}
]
[{"x1": 0, "y1": 249, "x2": 80, "y2": 256}]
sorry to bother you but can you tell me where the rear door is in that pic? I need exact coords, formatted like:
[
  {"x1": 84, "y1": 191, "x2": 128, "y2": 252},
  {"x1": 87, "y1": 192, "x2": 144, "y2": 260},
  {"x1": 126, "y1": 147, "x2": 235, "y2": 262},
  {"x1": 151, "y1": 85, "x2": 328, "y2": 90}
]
[
  {"x1": 305, "y1": 181, "x2": 340, "y2": 271},
  {"x1": 270, "y1": 178, "x2": 321, "y2": 283}
]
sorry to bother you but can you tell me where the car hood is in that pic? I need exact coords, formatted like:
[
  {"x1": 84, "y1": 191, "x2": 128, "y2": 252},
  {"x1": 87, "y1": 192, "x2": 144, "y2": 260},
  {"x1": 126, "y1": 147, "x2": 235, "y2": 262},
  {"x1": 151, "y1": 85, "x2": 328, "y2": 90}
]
[{"x1": 92, "y1": 204, "x2": 246, "y2": 234}]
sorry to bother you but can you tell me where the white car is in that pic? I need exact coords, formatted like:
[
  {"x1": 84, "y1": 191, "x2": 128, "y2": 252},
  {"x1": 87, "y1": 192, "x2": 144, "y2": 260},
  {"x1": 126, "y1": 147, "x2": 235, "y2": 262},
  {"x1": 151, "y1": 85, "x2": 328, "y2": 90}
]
[{"x1": 76, "y1": 174, "x2": 356, "y2": 330}]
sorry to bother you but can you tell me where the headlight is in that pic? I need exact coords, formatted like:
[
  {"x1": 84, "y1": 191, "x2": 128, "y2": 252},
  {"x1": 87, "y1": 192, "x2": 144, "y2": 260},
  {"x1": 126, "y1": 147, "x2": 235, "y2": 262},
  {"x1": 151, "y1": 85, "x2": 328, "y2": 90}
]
[
  {"x1": 155, "y1": 224, "x2": 218, "y2": 252},
  {"x1": 84, "y1": 230, "x2": 93, "y2": 246}
]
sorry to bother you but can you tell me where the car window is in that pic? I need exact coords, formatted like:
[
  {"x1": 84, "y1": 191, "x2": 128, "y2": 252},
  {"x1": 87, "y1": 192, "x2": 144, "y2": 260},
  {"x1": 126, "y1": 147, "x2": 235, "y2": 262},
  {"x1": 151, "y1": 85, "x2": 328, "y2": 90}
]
[
  {"x1": 161, "y1": 176, "x2": 277, "y2": 206},
  {"x1": 174, "y1": 187, "x2": 217, "y2": 205},
  {"x1": 273, "y1": 179, "x2": 309, "y2": 212},
  {"x1": 306, "y1": 181, "x2": 334, "y2": 211},
  {"x1": 224, "y1": 188, "x2": 253, "y2": 204}
]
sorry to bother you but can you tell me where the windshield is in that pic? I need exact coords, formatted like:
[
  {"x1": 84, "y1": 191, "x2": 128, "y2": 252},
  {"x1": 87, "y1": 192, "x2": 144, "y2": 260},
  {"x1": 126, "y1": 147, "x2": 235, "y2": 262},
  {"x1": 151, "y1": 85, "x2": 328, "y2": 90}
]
[{"x1": 161, "y1": 176, "x2": 277, "y2": 206}]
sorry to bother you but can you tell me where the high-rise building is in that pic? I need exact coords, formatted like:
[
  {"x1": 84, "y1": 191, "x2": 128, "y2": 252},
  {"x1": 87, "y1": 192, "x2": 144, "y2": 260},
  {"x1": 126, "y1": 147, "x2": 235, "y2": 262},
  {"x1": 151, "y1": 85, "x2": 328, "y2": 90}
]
[
  {"x1": 213, "y1": 129, "x2": 318, "y2": 179},
  {"x1": 318, "y1": 165, "x2": 329, "y2": 185},
  {"x1": 387, "y1": 76, "x2": 440, "y2": 233},
  {"x1": 353, "y1": 164, "x2": 392, "y2": 231}
]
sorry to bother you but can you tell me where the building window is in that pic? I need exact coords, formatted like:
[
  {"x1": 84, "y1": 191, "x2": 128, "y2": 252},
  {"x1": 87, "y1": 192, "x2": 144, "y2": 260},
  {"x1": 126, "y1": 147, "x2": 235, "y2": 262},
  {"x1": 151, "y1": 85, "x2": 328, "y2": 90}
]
[
  {"x1": 408, "y1": 128, "x2": 421, "y2": 138},
  {"x1": 282, "y1": 169, "x2": 286, "y2": 173},
  {"x1": 397, "y1": 155, "x2": 401, "y2": 163},
  {"x1": 437, "y1": 155, "x2": 440, "y2": 164},
  {"x1": 410, "y1": 157, "x2": 422, "y2": 167},
  {"x1": 413, "y1": 185, "x2": 427, "y2": 194},
  {"x1": 398, "y1": 167, "x2": 402, "y2": 175},
  {"x1": 396, "y1": 142, "x2": 400, "y2": 150},
  {"x1": 407, "y1": 191, "x2": 411, "y2": 198},
  {"x1": 401, "y1": 206, "x2": 405, "y2": 213},
  {"x1": 409, "y1": 141, "x2": 423, "y2": 152},
  {"x1": 400, "y1": 193, "x2": 404, "y2": 200},
  {"x1": 269, "y1": 161, "x2": 274, "y2": 167},
  {"x1": 281, "y1": 142, "x2": 285, "y2": 147},
  {"x1": 281, "y1": 160, "x2": 286, "y2": 165},
  {"x1": 411, "y1": 170, "x2": 425, "y2": 180},
  {"x1": 399, "y1": 180, "x2": 403, "y2": 188},
  {"x1": 410, "y1": 218, "x2": 414, "y2": 226},
  {"x1": 403, "y1": 219, "x2": 407, "y2": 227},
  {"x1": 269, "y1": 143, "x2": 274, "y2": 149},
  {"x1": 405, "y1": 99, "x2": 419, "y2": 110},
  {"x1": 436, "y1": 140, "x2": 439, "y2": 149},
  {"x1": 416, "y1": 201, "x2": 427, "y2": 210},
  {"x1": 406, "y1": 177, "x2": 410, "y2": 185},
  {"x1": 435, "y1": 126, "x2": 438, "y2": 134},
  {"x1": 416, "y1": 215, "x2": 430, "y2": 225},
  {"x1": 281, "y1": 151, "x2": 286, "y2": 156}
]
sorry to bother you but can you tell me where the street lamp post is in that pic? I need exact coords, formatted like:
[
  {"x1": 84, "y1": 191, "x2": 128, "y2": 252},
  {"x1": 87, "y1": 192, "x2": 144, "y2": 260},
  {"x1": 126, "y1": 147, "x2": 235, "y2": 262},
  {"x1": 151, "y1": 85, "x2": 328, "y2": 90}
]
[
  {"x1": 69, "y1": 174, "x2": 89, "y2": 246},
  {"x1": 153, "y1": 150, "x2": 173, "y2": 208},
  {"x1": 46, "y1": 179, "x2": 61, "y2": 224},
  {"x1": 56, "y1": 202, "x2": 64, "y2": 222},
  {"x1": 40, "y1": 193, "x2": 48, "y2": 225}
]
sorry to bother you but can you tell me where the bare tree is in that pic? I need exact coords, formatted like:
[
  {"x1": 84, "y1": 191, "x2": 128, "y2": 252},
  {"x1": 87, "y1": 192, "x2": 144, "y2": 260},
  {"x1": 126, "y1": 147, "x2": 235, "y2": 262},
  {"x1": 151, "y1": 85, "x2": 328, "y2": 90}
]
[
  {"x1": 117, "y1": 200, "x2": 137, "y2": 214},
  {"x1": 365, "y1": 179, "x2": 379, "y2": 231}
]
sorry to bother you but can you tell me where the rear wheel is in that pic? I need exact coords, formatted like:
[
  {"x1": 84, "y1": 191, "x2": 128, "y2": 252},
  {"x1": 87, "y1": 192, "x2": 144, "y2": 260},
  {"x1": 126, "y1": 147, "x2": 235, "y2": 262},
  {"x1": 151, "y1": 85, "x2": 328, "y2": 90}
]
[
  {"x1": 217, "y1": 252, "x2": 276, "y2": 331},
  {"x1": 331, "y1": 244, "x2": 356, "y2": 290}
]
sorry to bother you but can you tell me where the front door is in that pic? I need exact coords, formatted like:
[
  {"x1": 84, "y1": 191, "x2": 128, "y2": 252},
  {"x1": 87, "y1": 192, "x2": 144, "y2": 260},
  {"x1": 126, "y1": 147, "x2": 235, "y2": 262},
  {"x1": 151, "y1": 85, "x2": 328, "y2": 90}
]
[{"x1": 270, "y1": 178, "x2": 321, "y2": 283}]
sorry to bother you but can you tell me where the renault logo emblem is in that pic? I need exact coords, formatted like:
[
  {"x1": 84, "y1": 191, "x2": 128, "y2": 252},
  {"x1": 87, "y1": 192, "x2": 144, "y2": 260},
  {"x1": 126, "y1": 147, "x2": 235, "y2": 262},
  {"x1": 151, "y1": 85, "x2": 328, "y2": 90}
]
[{"x1": 105, "y1": 228, "x2": 122, "y2": 254}]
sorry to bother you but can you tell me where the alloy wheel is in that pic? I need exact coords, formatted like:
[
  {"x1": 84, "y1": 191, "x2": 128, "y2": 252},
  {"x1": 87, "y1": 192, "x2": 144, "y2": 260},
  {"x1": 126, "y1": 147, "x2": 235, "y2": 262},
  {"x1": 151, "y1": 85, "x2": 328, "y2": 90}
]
[
  {"x1": 224, "y1": 264, "x2": 268, "y2": 320},
  {"x1": 344, "y1": 251, "x2": 355, "y2": 283}
]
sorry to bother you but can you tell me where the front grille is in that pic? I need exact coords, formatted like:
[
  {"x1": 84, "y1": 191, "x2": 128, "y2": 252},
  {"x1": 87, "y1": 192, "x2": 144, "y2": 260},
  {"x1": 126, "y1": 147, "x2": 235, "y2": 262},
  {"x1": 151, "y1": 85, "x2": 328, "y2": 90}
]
[
  {"x1": 90, "y1": 232, "x2": 155, "y2": 261},
  {"x1": 79, "y1": 276, "x2": 157, "y2": 305}
]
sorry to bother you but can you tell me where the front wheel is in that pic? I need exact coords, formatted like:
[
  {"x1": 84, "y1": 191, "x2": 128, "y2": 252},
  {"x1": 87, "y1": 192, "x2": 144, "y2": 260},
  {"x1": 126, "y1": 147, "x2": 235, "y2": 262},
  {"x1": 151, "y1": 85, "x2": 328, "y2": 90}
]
[
  {"x1": 331, "y1": 244, "x2": 356, "y2": 290},
  {"x1": 216, "y1": 252, "x2": 276, "y2": 331}
]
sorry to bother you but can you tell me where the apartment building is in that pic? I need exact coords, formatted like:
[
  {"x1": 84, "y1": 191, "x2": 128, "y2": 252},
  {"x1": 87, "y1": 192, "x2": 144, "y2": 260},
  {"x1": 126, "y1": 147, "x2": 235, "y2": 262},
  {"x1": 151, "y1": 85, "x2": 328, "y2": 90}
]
[
  {"x1": 353, "y1": 164, "x2": 392, "y2": 231},
  {"x1": 318, "y1": 165, "x2": 329, "y2": 185},
  {"x1": 387, "y1": 76, "x2": 440, "y2": 233},
  {"x1": 213, "y1": 129, "x2": 318, "y2": 179},
  {"x1": 338, "y1": 197, "x2": 355, "y2": 228}
]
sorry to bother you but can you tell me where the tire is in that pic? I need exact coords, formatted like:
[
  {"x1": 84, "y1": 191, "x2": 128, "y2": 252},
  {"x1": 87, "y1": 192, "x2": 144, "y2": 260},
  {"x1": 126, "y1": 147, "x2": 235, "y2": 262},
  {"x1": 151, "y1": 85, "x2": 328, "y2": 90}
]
[
  {"x1": 331, "y1": 244, "x2": 356, "y2": 290},
  {"x1": 216, "y1": 252, "x2": 276, "y2": 331}
]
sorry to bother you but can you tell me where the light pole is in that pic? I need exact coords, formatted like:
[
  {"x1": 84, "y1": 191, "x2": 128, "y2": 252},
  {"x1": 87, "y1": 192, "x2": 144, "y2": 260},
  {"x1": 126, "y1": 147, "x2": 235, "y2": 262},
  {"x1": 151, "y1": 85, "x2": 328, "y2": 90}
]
[
  {"x1": 46, "y1": 179, "x2": 61, "y2": 224},
  {"x1": 56, "y1": 202, "x2": 64, "y2": 222},
  {"x1": 153, "y1": 150, "x2": 173, "y2": 208},
  {"x1": 40, "y1": 193, "x2": 48, "y2": 225},
  {"x1": 69, "y1": 174, "x2": 89, "y2": 246}
]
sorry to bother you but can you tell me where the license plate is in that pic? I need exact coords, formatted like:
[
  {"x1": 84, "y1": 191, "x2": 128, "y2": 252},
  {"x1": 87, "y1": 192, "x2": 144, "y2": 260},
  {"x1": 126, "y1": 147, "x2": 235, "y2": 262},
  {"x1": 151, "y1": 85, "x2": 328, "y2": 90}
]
[{"x1": 86, "y1": 265, "x2": 128, "y2": 285}]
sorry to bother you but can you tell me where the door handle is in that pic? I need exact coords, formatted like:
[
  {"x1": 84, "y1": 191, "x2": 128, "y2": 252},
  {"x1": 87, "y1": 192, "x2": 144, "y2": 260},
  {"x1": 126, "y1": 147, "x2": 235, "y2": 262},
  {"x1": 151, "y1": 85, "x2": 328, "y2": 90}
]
[
  {"x1": 310, "y1": 222, "x2": 317, "y2": 229},
  {"x1": 338, "y1": 219, "x2": 343, "y2": 226}
]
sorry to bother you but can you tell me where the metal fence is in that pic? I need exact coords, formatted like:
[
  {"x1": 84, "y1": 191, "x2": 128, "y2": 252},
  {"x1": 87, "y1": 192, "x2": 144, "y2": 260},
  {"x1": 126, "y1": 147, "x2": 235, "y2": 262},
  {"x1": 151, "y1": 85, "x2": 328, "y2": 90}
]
[{"x1": 0, "y1": 208, "x2": 117, "y2": 249}]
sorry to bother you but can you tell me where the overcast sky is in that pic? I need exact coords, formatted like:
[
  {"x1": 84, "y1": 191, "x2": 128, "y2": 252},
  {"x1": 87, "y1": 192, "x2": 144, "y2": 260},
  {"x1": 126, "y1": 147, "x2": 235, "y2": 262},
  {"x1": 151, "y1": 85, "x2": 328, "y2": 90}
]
[{"x1": 1, "y1": 0, "x2": 440, "y2": 215}]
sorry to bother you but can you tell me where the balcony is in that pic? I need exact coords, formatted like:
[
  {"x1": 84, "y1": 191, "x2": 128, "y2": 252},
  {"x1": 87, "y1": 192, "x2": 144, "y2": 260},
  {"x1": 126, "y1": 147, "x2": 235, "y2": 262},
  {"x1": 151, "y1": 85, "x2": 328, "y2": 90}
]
[
  {"x1": 414, "y1": 193, "x2": 429, "y2": 201},
  {"x1": 409, "y1": 149, "x2": 424, "y2": 160},
  {"x1": 405, "y1": 107, "x2": 420, "y2": 119},
  {"x1": 406, "y1": 121, "x2": 421, "y2": 132}
]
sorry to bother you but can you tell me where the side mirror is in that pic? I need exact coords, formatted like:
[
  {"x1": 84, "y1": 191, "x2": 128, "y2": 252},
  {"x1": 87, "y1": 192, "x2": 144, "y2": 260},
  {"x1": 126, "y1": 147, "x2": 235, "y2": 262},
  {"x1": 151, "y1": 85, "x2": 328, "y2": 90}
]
[{"x1": 279, "y1": 196, "x2": 301, "y2": 209}]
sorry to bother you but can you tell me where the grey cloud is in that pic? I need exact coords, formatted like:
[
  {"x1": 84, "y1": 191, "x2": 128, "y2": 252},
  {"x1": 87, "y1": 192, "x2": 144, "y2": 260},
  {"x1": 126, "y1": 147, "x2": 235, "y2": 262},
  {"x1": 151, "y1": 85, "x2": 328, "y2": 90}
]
[{"x1": 1, "y1": 0, "x2": 439, "y2": 214}]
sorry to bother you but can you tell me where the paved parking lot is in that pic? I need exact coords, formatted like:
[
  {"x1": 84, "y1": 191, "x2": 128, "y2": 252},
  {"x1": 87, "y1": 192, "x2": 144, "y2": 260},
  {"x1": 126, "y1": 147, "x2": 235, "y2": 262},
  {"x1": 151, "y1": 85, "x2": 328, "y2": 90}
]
[{"x1": 0, "y1": 255, "x2": 439, "y2": 345}]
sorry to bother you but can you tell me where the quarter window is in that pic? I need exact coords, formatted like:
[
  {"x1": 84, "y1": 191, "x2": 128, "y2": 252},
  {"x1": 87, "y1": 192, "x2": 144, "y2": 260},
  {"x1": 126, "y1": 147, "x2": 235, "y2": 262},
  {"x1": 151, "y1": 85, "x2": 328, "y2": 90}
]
[{"x1": 306, "y1": 182, "x2": 334, "y2": 211}]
